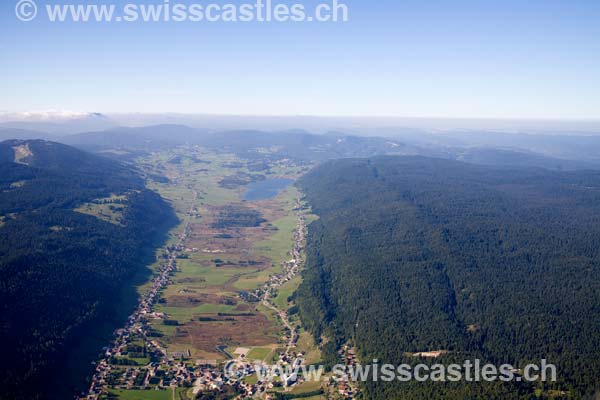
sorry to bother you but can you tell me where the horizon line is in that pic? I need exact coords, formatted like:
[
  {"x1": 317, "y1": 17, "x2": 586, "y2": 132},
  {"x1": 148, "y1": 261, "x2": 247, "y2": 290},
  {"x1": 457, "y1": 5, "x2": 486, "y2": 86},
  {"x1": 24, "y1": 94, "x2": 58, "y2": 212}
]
[{"x1": 1, "y1": 110, "x2": 600, "y2": 123}]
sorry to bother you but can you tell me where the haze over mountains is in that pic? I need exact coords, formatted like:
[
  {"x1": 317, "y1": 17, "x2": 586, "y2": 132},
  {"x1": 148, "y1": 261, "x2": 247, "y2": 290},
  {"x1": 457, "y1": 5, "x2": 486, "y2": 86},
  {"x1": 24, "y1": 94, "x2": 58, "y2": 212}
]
[
  {"x1": 2, "y1": 114, "x2": 600, "y2": 170},
  {"x1": 4, "y1": 111, "x2": 600, "y2": 134}
]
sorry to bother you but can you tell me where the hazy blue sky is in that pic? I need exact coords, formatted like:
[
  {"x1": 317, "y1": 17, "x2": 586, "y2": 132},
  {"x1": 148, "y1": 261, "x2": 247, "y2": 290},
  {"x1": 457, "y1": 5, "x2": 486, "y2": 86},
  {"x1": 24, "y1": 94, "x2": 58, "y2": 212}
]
[{"x1": 1, "y1": 0, "x2": 599, "y2": 118}]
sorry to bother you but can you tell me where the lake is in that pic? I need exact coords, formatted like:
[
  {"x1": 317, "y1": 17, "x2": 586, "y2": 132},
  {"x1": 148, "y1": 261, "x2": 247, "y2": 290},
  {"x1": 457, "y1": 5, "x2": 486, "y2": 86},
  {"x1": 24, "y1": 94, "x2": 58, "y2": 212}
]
[{"x1": 243, "y1": 178, "x2": 294, "y2": 201}]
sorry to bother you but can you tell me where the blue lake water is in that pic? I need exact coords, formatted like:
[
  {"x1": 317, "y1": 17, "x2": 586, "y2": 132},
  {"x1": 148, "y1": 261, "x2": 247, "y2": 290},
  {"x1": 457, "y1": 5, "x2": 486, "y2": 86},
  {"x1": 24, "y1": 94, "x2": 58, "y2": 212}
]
[{"x1": 243, "y1": 178, "x2": 294, "y2": 201}]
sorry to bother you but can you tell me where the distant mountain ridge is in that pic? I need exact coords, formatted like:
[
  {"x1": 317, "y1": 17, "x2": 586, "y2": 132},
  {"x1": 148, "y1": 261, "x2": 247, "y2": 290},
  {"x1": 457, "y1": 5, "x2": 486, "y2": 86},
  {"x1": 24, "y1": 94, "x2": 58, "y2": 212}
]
[
  {"x1": 61, "y1": 124, "x2": 204, "y2": 151},
  {"x1": 457, "y1": 147, "x2": 600, "y2": 171},
  {"x1": 0, "y1": 128, "x2": 57, "y2": 142},
  {"x1": 3, "y1": 124, "x2": 600, "y2": 170}
]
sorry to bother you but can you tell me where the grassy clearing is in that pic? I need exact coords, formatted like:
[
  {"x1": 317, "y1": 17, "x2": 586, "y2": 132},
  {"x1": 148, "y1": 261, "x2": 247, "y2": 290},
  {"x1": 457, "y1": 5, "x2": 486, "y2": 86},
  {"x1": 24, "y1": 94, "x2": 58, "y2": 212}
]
[
  {"x1": 131, "y1": 356, "x2": 151, "y2": 366},
  {"x1": 254, "y1": 214, "x2": 296, "y2": 266},
  {"x1": 155, "y1": 303, "x2": 238, "y2": 322},
  {"x1": 289, "y1": 380, "x2": 325, "y2": 395},
  {"x1": 233, "y1": 267, "x2": 278, "y2": 291},
  {"x1": 74, "y1": 194, "x2": 128, "y2": 225},
  {"x1": 148, "y1": 184, "x2": 195, "y2": 221},
  {"x1": 296, "y1": 331, "x2": 322, "y2": 365},
  {"x1": 253, "y1": 187, "x2": 300, "y2": 266},
  {"x1": 242, "y1": 374, "x2": 259, "y2": 385},
  {"x1": 304, "y1": 213, "x2": 319, "y2": 225},
  {"x1": 174, "y1": 259, "x2": 249, "y2": 287},
  {"x1": 196, "y1": 177, "x2": 238, "y2": 206},
  {"x1": 292, "y1": 395, "x2": 326, "y2": 400},
  {"x1": 150, "y1": 322, "x2": 178, "y2": 337},
  {"x1": 247, "y1": 347, "x2": 272, "y2": 361},
  {"x1": 273, "y1": 275, "x2": 302, "y2": 310},
  {"x1": 256, "y1": 303, "x2": 280, "y2": 325}
]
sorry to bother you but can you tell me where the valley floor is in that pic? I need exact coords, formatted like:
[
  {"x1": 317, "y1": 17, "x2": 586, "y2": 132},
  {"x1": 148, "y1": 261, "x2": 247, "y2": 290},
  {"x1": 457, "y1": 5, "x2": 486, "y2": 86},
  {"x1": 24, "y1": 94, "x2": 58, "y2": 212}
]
[{"x1": 82, "y1": 147, "x2": 325, "y2": 400}]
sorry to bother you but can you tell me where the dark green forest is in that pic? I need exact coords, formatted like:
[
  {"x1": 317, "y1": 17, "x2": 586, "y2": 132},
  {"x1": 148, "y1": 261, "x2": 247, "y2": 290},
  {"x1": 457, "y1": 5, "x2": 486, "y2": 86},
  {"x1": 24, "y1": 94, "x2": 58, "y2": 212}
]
[
  {"x1": 296, "y1": 156, "x2": 600, "y2": 399},
  {"x1": 0, "y1": 140, "x2": 176, "y2": 399}
]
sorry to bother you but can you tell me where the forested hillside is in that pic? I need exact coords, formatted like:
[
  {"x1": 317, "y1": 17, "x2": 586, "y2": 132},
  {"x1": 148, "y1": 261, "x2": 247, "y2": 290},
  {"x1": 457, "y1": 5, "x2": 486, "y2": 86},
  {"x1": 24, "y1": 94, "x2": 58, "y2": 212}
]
[
  {"x1": 0, "y1": 140, "x2": 176, "y2": 399},
  {"x1": 296, "y1": 156, "x2": 600, "y2": 399}
]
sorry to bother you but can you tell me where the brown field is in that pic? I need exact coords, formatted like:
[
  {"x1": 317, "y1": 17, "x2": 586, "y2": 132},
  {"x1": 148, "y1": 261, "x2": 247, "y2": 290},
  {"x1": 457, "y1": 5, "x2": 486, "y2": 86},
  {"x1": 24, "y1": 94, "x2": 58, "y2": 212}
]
[
  {"x1": 186, "y1": 202, "x2": 287, "y2": 254},
  {"x1": 174, "y1": 313, "x2": 281, "y2": 351}
]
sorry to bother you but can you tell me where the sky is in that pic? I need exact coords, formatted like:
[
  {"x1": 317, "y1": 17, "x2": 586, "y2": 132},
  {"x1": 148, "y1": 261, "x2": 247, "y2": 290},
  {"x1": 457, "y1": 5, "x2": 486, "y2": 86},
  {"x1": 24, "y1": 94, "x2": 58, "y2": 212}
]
[{"x1": 1, "y1": 0, "x2": 599, "y2": 119}]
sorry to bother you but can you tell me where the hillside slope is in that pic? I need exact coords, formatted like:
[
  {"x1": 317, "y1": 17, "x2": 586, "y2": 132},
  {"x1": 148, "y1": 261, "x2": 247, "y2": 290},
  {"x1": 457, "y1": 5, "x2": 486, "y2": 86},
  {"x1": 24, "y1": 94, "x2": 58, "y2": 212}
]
[
  {"x1": 297, "y1": 156, "x2": 600, "y2": 399},
  {"x1": 0, "y1": 140, "x2": 176, "y2": 399}
]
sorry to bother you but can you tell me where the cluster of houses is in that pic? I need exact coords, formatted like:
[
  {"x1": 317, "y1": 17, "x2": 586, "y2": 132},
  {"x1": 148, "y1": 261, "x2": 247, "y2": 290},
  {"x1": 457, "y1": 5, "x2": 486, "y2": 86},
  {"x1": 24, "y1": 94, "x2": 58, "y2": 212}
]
[
  {"x1": 84, "y1": 222, "x2": 192, "y2": 399},
  {"x1": 340, "y1": 346, "x2": 357, "y2": 367},
  {"x1": 215, "y1": 349, "x2": 308, "y2": 398},
  {"x1": 331, "y1": 345, "x2": 360, "y2": 399}
]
